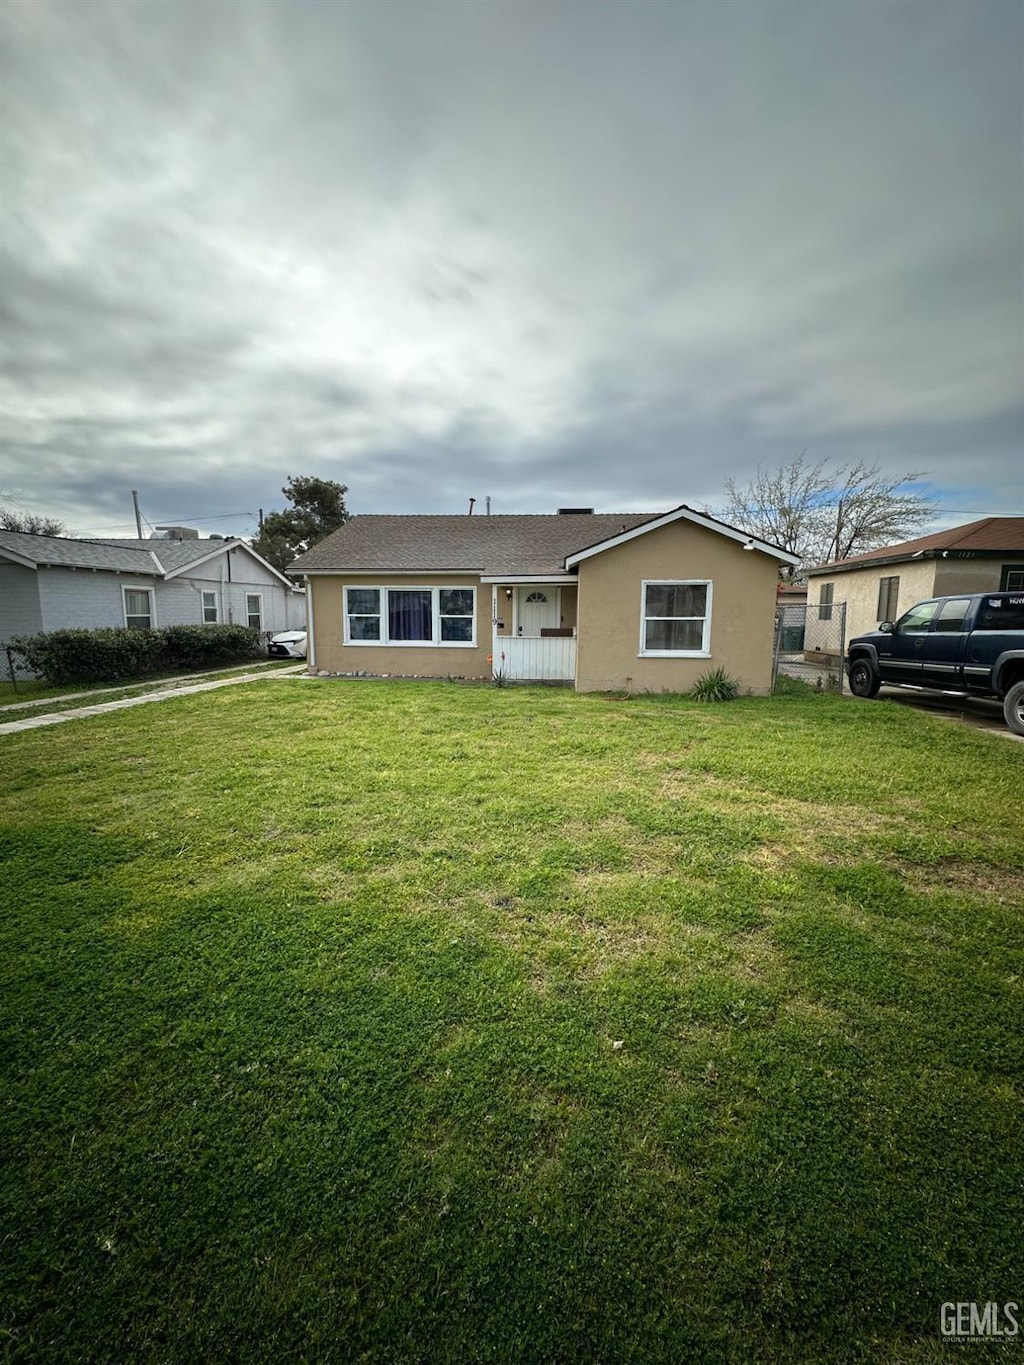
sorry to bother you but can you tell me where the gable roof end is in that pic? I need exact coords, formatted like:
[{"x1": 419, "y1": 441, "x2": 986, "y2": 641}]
[{"x1": 563, "y1": 504, "x2": 800, "y2": 567}]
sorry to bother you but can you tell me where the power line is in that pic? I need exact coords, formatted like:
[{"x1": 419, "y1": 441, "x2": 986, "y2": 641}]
[
  {"x1": 931, "y1": 508, "x2": 1024, "y2": 515},
  {"x1": 78, "y1": 510, "x2": 257, "y2": 534}
]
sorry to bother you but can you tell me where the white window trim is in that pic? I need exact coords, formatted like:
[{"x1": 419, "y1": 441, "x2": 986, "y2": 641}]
[
  {"x1": 122, "y1": 584, "x2": 156, "y2": 629},
  {"x1": 245, "y1": 592, "x2": 264, "y2": 630},
  {"x1": 343, "y1": 585, "x2": 477, "y2": 647},
  {"x1": 201, "y1": 590, "x2": 219, "y2": 624},
  {"x1": 639, "y1": 579, "x2": 712, "y2": 658}
]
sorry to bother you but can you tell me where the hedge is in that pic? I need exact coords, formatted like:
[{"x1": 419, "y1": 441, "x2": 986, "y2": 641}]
[{"x1": 8, "y1": 625, "x2": 263, "y2": 685}]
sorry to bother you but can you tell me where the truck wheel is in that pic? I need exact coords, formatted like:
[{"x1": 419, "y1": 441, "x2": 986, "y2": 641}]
[
  {"x1": 848, "y1": 657, "x2": 881, "y2": 699},
  {"x1": 1003, "y1": 680, "x2": 1024, "y2": 736}
]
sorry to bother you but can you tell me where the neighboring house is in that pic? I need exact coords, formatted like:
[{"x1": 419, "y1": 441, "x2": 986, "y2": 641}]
[
  {"x1": 0, "y1": 530, "x2": 306, "y2": 645},
  {"x1": 805, "y1": 518, "x2": 1024, "y2": 643},
  {"x1": 289, "y1": 506, "x2": 799, "y2": 693},
  {"x1": 775, "y1": 582, "x2": 810, "y2": 653}
]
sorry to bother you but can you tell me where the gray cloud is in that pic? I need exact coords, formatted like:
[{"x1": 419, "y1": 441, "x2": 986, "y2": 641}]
[{"x1": 1, "y1": 0, "x2": 1021, "y2": 538}]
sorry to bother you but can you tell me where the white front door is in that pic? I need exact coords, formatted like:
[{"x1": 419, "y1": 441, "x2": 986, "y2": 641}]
[{"x1": 517, "y1": 587, "x2": 559, "y2": 635}]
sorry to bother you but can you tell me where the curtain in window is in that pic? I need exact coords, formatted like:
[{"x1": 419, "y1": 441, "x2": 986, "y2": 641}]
[
  {"x1": 388, "y1": 590, "x2": 432, "y2": 641},
  {"x1": 125, "y1": 590, "x2": 152, "y2": 629}
]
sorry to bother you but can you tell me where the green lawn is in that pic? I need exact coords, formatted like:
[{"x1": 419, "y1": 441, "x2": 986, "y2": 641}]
[{"x1": 1, "y1": 681, "x2": 1021, "y2": 1362}]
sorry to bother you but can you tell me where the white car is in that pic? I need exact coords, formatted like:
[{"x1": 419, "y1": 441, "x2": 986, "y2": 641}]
[{"x1": 268, "y1": 630, "x2": 307, "y2": 659}]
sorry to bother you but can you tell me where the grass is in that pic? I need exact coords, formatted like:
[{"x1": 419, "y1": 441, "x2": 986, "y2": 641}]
[
  {"x1": 0, "y1": 659, "x2": 298, "y2": 717},
  {"x1": 1, "y1": 680, "x2": 1021, "y2": 1362}
]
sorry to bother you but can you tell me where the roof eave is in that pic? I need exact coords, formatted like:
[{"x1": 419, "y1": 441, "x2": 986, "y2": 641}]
[
  {"x1": 805, "y1": 546, "x2": 1024, "y2": 576},
  {"x1": 0, "y1": 546, "x2": 39, "y2": 569}
]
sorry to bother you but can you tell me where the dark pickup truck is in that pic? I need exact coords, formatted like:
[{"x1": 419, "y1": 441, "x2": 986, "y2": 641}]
[{"x1": 846, "y1": 591, "x2": 1024, "y2": 735}]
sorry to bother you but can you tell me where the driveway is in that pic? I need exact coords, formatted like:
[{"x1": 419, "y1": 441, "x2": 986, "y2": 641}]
[{"x1": 872, "y1": 685, "x2": 1022, "y2": 742}]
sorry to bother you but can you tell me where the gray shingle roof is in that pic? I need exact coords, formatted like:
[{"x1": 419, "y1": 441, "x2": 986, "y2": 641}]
[
  {"x1": 86, "y1": 538, "x2": 236, "y2": 572},
  {"x1": 290, "y1": 513, "x2": 661, "y2": 576},
  {"x1": 0, "y1": 531, "x2": 261, "y2": 577},
  {"x1": 0, "y1": 529, "x2": 162, "y2": 574}
]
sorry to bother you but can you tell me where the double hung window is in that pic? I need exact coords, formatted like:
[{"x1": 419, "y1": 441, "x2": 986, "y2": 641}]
[
  {"x1": 123, "y1": 587, "x2": 154, "y2": 630},
  {"x1": 640, "y1": 581, "x2": 711, "y2": 656},
  {"x1": 876, "y1": 576, "x2": 899, "y2": 623}
]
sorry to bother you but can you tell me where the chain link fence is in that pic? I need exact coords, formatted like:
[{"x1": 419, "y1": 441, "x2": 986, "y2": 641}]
[
  {"x1": 773, "y1": 601, "x2": 847, "y2": 694},
  {"x1": 1, "y1": 643, "x2": 36, "y2": 697}
]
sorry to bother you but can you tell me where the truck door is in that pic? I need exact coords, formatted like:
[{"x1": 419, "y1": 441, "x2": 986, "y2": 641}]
[
  {"x1": 882, "y1": 599, "x2": 939, "y2": 683},
  {"x1": 919, "y1": 598, "x2": 972, "y2": 689}
]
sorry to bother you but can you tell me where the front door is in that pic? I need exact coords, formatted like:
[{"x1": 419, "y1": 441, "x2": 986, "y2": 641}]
[{"x1": 517, "y1": 588, "x2": 559, "y2": 636}]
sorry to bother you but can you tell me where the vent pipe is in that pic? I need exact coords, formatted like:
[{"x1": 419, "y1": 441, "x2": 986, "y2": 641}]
[
  {"x1": 485, "y1": 495, "x2": 491, "y2": 515},
  {"x1": 468, "y1": 497, "x2": 476, "y2": 515}
]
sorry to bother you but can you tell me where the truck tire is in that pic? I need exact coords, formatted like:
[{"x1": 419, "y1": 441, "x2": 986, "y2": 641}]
[
  {"x1": 1003, "y1": 680, "x2": 1024, "y2": 736},
  {"x1": 848, "y1": 657, "x2": 881, "y2": 699}
]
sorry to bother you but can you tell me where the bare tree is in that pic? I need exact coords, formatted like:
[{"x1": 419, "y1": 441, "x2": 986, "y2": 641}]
[
  {"x1": 718, "y1": 454, "x2": 934, "y2": 578},
  {"x1": 0, "y1": 503, "x2": 65, "y2": 536},
  {"x1": 824, "y1": 461, "x2": 935, "y2": 563}
]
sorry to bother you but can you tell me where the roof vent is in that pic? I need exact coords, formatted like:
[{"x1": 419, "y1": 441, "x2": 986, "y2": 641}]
[{"x1": 557, "y1": 507, "x2": 594, "y2": 515}]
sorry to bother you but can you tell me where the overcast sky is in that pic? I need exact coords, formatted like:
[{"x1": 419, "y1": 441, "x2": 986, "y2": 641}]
[{"x1": 1, "y1": 0, "x2": 1021, "y2": 539}]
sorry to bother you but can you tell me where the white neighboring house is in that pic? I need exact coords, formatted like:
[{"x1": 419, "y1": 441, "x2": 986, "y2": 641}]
[{"x1": 0, "y1": 530, "x2": 306, "y2": 647}]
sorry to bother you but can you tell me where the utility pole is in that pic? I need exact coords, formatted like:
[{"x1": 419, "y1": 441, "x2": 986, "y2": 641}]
[{"x1": 131, "y1": 490, "x2": 143, "y2": 539}]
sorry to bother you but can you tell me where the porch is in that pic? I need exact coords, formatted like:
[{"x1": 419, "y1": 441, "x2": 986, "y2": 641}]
[
  {"x1": 493, "y1": 634, "x2": 576, "y2": 681},
  {"x1": 488, "y1": 580, "x2": 578, "y2": 682}
]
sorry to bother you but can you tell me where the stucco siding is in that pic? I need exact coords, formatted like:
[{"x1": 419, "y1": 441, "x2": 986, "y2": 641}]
[
  {"x1": 813, "y1": 558, "x2": 1022, "y2": 642},
  {"x1": 813, "y1": 562, "x2": 938, "y2": 641},
  {"x1": 0, "y1": 564, "x2": 44, "y2": 642},
  {"x1": 932, "y1": 559, "x2": 1016, "y2": 597},
  {"x1": 309, "y1": 574, "x2": 492, "y2": 677},
  {"x1": 574, "y1": 521, "x2": 780, "y2": 694}
]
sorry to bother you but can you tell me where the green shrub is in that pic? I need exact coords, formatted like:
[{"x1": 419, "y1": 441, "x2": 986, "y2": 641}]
[
  {"x1": 162, "y1": 624, "x2": 262, "y2": 669},
  {"x1": 9, "y1": 624, "x2": 262, "y2": 685},
  {"x1": 9, "y1": 628, "x2": 168, "y2": 685},
  {"x1": 689, "y1": 667, "x2": 740, "y2": 702}
]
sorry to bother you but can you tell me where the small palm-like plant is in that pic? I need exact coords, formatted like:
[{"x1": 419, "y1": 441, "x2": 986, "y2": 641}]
[{"x1": 689, "y1": 667, "x2": 740, "y2": 702}]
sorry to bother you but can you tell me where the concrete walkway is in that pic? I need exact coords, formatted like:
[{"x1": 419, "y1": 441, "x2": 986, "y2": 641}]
[
  {"x1": 0, "y1": 660, "x2": 296, "y2": 714},
  {"x1": 0, "y1": 665, "x2": 305, "y2": 736}
]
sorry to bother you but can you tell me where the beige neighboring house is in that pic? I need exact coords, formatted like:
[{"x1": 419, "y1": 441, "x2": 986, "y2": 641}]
[
  {"x1": 805, "y1": 518, "x2": 1024, "y2": 642},
  {"x1": 289, "y1": 506, "x2": 799, "y2": 693}
]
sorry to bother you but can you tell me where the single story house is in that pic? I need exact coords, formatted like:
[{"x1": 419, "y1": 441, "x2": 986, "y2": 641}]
[
  {"x1": 0, "y1": 530, "x2": 306, "y2": 645},
  {"x1": 805, "y1": 517, "x2": 1024, "y2": 642},
  {"x1": 289, "y1": 506, "x2": 799, "y2": 692}
]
